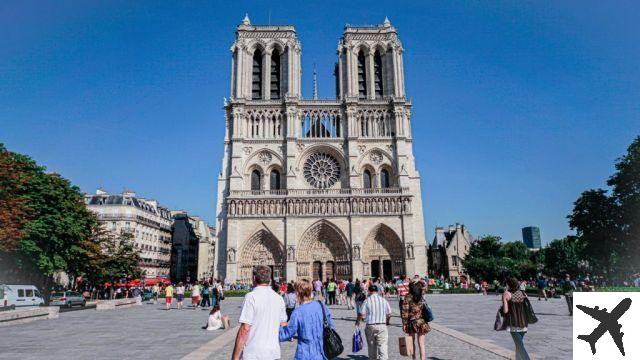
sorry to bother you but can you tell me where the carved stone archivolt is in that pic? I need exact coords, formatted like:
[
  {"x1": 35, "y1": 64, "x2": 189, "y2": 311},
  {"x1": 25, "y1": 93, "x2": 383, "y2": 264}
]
[
  {"x1": 296, "y1": 220, "x2": 351, "y2": 280},
  {"x1": 239, "y1": 229, "x2": 285, "y2": 283}
]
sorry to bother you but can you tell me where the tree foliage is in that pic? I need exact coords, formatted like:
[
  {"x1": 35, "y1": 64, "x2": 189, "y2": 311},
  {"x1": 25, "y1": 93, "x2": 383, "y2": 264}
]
[
  {"x1": 0, "y1": 144, "x2": 141, "y2": 295},
  {"x1": 568, "y1": 136, "x2": 640, "y2": 278},
  {"x1": 542, "y1": 236, "x2": 584, "y2": 278},
  {"x1": 463, "y1": 235, "x2": 537, "y2": 282},
  {"x1": 0, "y1": 145, "x2": 30, "y2": 251}
]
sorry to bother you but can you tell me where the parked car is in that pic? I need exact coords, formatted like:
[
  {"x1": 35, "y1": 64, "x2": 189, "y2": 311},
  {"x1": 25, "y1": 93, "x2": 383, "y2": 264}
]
[
  {"x1": 49, "y1": 291, "x2": 86, "y2": 308},
  {"x1": 2, "y1": 285, "x2": 45, "y2": 307},
  {"x1": 0, "y1": 285, "x2": 16, "y2": 311}
]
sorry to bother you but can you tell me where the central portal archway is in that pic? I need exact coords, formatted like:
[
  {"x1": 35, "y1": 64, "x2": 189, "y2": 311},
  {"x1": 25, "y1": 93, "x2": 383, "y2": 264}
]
[
  {"x1": 297, "y1": 220, "x2": 351, "y2": 281},
  {"x1": 239, "y1": 229, "x2": 285, "y2": 284},
  {"x1": 363, "y1": 224, "x2": 404, "y2": 281}
]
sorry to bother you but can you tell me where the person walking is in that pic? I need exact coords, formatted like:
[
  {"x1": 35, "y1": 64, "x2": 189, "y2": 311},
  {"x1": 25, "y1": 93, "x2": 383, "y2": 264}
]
[
  {"x1": 536, "y1": 276, "x2": 548, "y2": 301},
  {"x1": 397, "y1": 277, "x2": 410, "y2": 311},
  {"x1": 562, "y1": 274, "x2": 577, "y2": 316},
  {"x1": 356, "y1": 285, "x2": 392, "y2": 360},
  {"x1": 164, "y1": 283, "x2": 174, "y2": 310},
  {"x1": 279, "y1": 279, "x2": 338, "y2": 359},
  {"x1": 322, "y1": 281, "x2": 329, "y2": 304},
  {"x1": 313, "y1": 279, "x2": 322, "y2": 300},
  {"x1": 401, "y1": 282, "x2": 430, "y2": 360},
  {"x1": 503, "y1": 277, "x2": 532, "y2": 360},
  {"x1": 152, "y1": 284, "x2": 159, "y2": 304},
  {"x1": 345, "y1": 279, "x2": 355, "y2": 310},
  {"x1": 327, "y1": 279, "x2": 337, "y2": 306},
  {"x1": 354, "y1": 279, "x2": 365, "y2": 316},
  {"x1": 231, "y1": 265, "x2": 287, "y2": 360},
  {"x1": 202, "y1": 282, "x2": 211, "y2": 308},
  {"x1": 192, "y1": 282, "x2": 201, "y2": 309},
  {"x1": 284, "y1": 283, "x2": 297, "y2": 321},
  {"x1": 176, "y1": 282, "x2": 185, "y2": 310},
  {"x1": 202, "y1": 304, "x2": 224, "y2": 330}
]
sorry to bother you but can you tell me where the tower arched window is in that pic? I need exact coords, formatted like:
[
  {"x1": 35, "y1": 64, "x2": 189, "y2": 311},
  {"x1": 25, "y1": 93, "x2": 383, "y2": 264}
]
[
  {"x1": 270, "y1": 170, "x2": 281, "y2": 190},
  {"x1": 357, "y1": 51, "x2": 367, "y2": 99},
  {"x1": 380, "y1": 169, "x2": 391, "y2": 188},
  {"x1": 270, "y1": 50, "x2": 281, "y2": 100},
  {"x1": 363, "y1": 169, "x2": 373, "y2": 189},
  {"x1": 252, "y1": 51, "x2": 263, "y2": 100},
  {"x1": 374, "y1": 50, "x2": 383, "y2": 98},
  {"x1": 251, "y1": 170, "x2": 261, "y2": 191}
]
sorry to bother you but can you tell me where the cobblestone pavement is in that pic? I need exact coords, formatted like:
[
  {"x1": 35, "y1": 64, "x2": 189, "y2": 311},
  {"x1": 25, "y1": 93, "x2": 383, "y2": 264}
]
[
  {"x1": 0, "y1": 294, "x2": 571, "y2": 359},
  {"x1": 425, "y1": 293, "x2": 572, "y2": 359},
  {"x1": 208, "y1": 297, "x2": 505, "y2": 360}
]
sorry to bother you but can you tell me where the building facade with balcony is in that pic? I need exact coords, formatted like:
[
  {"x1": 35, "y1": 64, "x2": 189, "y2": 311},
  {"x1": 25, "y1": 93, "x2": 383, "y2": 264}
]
[
  {"x1": 215, "y1": 16, "x2": 428, "y2": 283},
  {"x1": 85, "y1": 189, "x2": 172, "y2": 277}
]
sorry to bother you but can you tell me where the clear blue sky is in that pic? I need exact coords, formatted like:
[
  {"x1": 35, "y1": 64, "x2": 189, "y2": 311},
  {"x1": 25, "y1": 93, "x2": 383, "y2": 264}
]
[{"x1": 2, "y1": 1, "x2": 638, "y2": 245}]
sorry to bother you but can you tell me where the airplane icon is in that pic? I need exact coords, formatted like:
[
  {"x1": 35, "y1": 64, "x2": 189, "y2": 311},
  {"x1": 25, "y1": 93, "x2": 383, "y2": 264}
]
[{"x1": 576, "y1": 298, "x2": 632, "y2": 356}]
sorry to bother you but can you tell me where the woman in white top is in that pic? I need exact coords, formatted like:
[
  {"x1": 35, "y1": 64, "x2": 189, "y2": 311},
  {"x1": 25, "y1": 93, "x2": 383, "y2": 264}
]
[
  {"x1": 176, "y1": 282, "x2": 186, "y2": 310},
  {"x1": 203, "y1": 304, "x2": 223, "y2": 330}
]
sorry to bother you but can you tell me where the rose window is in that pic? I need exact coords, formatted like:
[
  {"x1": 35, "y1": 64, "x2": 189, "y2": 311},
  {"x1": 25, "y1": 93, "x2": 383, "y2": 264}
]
[{"x1": 303, "y1": 153, "x2": 340, "y2": 188}]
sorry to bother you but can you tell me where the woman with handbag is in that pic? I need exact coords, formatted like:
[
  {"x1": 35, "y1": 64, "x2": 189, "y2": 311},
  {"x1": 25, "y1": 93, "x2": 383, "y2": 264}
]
[
  {"x1": 502, "y1": 277, "x2": 531, "y2": 360},
  {"x1": 279, "y1": 279, "x2": 341, "y2": 359},
  {"x1": 400, "y1": 282, "x2": 431, "y2": 360}
]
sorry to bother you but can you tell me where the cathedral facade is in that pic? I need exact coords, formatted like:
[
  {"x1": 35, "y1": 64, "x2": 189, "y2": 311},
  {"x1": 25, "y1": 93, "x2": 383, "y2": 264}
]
[{"x1": 215, "y1": 16, "x2": 427, "y2": 283}]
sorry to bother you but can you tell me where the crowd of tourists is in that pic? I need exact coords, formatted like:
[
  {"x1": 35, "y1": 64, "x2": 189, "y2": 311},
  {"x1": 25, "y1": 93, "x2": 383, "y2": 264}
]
[{"x1": 224, "y1": 267, "x2": 433, "y2": 360}]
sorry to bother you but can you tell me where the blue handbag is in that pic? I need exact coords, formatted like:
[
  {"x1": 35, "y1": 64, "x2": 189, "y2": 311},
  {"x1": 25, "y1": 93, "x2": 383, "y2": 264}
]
[
  {"x1": 352, "y1": 328, "x2": 363, "y2": 353},
  {"x1": 423, "y1": 302, "x2": 435, "y2": 322}
]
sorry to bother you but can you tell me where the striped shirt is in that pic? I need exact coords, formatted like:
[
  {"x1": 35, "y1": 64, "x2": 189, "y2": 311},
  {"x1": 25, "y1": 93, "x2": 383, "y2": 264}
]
[
  {"x1": 397, "y1": 282, "x2": 409, "y2": 298},
  {"x1": 359, "y1": 293, "x2": 391, "y2": 325}
]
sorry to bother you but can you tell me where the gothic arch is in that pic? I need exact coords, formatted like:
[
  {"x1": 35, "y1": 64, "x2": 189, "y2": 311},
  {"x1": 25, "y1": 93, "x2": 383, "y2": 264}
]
[
  {"x1": 296, "y1": 220, "x2": 351, "y2": 280},
  {"x1": 357, "y1": 147, "x2": 395, "y2": 170},
  {"x1": 247, "y1": 41, "x2": 267, "y2": 55},
  {"x1": 239, "y1": 228, "x2": 285, "y2": 283},
  {"x1": 267, "y1": 40, "x2": 286, "y2": 54},
  {"x1": 243, "y1": 149, "x2": 284, "y2": 183},
  {"x1": 362, "y1": 224, "x2": 405, "y2": 280}
]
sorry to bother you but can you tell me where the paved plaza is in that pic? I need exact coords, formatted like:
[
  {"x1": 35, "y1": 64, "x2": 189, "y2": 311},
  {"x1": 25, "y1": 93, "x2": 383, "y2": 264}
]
[{"x1": 0, "y1": 294, "x2": 571, "y2": 359}]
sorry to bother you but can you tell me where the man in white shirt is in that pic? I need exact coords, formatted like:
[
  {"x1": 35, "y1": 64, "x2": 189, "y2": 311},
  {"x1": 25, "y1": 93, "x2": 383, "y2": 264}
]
[
  {"x1": 232, "y1": 265, "x2": 287, "y2": 360},
  {"x1": 356, "y1": 285, "x2": 392, "y2": 360}
]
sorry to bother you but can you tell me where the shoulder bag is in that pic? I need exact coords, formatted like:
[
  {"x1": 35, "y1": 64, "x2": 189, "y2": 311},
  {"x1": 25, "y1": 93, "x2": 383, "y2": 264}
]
[
  {"x1": 317, "y1": 300, "x2": 344, "y2": 359},
  {"x1": 523, "y1": 295, "x2": 538, "y2": 324}
]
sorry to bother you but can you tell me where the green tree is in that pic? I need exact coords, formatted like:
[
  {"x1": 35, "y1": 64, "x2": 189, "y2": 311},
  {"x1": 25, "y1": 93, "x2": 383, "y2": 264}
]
[
  {"x1": 607, "y1": 136, "x2": 640, "y2": 275},
  {"x1": 463, "y1": 235, "x2": 503, "y2": 282},
  {"x1": 0, "y1": 145, "x2": 95, "y2": 299},
  {"x1": 464, "y1": 235, "x2": 537, "y2": 282},
  {"x1": 569, "y1": 189, "x2": 622, "y2": 277},
  {"x1": 543, "y1": 237, "x2": 584, "y2": 278}
]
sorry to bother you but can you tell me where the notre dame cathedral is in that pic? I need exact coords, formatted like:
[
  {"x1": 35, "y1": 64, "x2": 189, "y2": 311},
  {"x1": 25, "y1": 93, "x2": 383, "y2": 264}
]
[{"x1": 215, "y1": 16, "x2": 427, "y2": 283}]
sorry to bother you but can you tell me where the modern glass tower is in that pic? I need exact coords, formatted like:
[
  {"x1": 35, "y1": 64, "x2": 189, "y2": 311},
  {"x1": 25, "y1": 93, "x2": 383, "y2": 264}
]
[{"x1": 522, "y1": 226, "x2": 542, "y2": 249}]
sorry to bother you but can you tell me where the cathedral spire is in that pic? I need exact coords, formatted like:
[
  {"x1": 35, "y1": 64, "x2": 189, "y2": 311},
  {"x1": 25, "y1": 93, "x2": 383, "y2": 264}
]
[
  {"x1": 383, "y1": 16, "x2": 391, "y2": 27},
  {"x1": 242, "y1": 13, "x2": 251, "y2": 25},
  {"x1": 313, "y1": 63, "x2": 318, "y2": 100}
]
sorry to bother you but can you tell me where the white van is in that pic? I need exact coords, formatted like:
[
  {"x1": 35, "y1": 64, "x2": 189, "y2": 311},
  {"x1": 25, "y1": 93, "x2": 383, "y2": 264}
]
[{"x1": 1, "y1": 285, "x2": 45, "y2": 307}]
